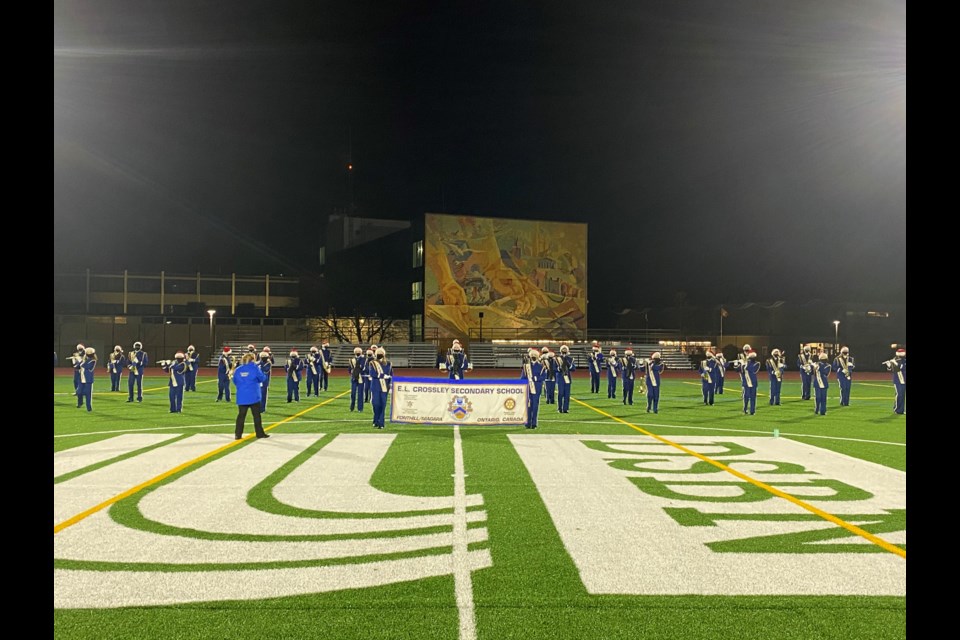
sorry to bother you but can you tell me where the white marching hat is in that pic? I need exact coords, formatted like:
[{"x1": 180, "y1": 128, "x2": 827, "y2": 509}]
[
  {"x1": 771, "y1": 349, "x2": 780, "y2": 356},
  {"x1": 353, "y1": 347, "x2": 363, "y2": 355},
  {"x1": 609, "y1": 349, "x2": 617, "y2": 356},
  {"x1": 376, "y1": 347, "x2": 386, "y2": 357},
  {"x1": 134, "y1": 341, "x2": 143, "y2": 350},
  {"x1": 651, "y1": 351, "x2": 661, "y2": 359},
  {"x1": 175, "y1": 352, "x2": 185, "y2": 359},
  {"x1": 819, "y1": 352, "x2": 828, "y2": 360},
  {"x1": 85, "y1": 347, "x2": 95, "y2": 355},
  {"x1": 114, "y1": 345, "x2": 122, "y2": 352},
  {"x1": 289, "y1": 350, "x2": 298, "y2": 356},
  {"x1": 896, "y1": 348, "x2": 906, "y2": 357},
  {"x1": 840, "y1": 346, "x2": 849, "y2": 354},
  {"x1": 706, "y1": 350, "x2": 715, "y2": 357},
  {"x1": 560, "y1": 344, "x2": 570, "y2": 353},
  {"x1": 260, "y1": 351, "x2": 270, "y2": 359},
  {"x1": 624, "y1": 348, "x2": 634, "y2": 355}
]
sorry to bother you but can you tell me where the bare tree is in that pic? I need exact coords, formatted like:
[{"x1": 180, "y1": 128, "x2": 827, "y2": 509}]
[{"x1": 301, "y1": 308, "x2": 407, "y2": 344}]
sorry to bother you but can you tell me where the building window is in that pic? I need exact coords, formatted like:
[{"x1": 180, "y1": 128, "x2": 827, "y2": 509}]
[
  {"x1": 412, "y1": 240, "x2": 424, "y2": 268},
  {"x1": 411, "y1": 313, "x2": 423, "y2": 339},
  {"x1": 318, "y1": 246, "x2": 326, "y2": 267},
  {"x1": 412, "y1": 281, "x2": 423, "y2": 301}
]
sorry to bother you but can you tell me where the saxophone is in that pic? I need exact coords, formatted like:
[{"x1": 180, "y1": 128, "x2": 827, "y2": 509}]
[
  {"x1": 774, "y1": 357, "x2": 782, "y2": 382},
  {"x1": 128, "y1": 351, "x2": 138, "y2": 372}
]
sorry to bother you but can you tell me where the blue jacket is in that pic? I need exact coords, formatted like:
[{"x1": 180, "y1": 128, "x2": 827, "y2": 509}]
[{"x1": 233, "y1": 362, "x2": 266, "y2": 405}]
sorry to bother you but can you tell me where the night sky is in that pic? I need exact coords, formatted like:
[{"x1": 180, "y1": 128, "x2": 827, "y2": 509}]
[{"x1": 54, "y1": 1, "x2": 906, "y2": 320}]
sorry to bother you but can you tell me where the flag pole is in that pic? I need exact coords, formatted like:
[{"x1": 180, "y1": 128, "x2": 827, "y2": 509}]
[{"x1": 719, "y1": 306, "x2": 724, "y2": 348}]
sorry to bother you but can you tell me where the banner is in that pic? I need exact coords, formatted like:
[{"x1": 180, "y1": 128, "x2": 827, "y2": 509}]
[{"x1": 390, "y1": 377, "x2": 528, "y2": 425}]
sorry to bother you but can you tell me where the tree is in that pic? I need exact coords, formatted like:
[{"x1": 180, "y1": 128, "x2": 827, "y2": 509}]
[{"x1": 301, "y1": 308, "x2": 407, "y2": 344}]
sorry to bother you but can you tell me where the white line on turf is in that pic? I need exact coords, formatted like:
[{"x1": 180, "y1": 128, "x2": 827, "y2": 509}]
[
  {"x1": 453, "y1": 425, "x2": 477, "y2": 640},
  {"x1": 54, "y1": 418, "x2": 374, "y2": 438},
  {"x1": 540, "y1": 419, "x2": 906, "y2": 447}
]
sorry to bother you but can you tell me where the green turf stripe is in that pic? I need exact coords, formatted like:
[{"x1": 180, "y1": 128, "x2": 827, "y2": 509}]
[
  {"x1": 54, "y1": 434, "x2": 193, "y2": 485},
  {"x1": 248, "y1": 434, "x2": 458, "y2": 519}
]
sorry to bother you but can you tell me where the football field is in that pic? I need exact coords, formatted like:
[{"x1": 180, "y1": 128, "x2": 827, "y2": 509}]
[{"x1": 54, "y1": 371, "x2": 906, "y2": 640}]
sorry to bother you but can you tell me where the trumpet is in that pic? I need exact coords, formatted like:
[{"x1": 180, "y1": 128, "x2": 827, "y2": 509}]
[
  {"x1": 156, "y1": 359, "x2": 174, "y2": 368},
  {"x1": 881, "y1": 358, "x2": 899, "y2": 370}
]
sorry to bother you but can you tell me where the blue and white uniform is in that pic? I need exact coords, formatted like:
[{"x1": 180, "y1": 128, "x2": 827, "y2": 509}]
[
  {"x1": 832, "y1": 348, "x2": 855, "y2": 407},
  {"x1": 320, "y1": 342, "x2": 332, "y2": 391},
  {"x1": 885, "y1": 349, "x2": 906, "y2": 415},
  {"x1": 258, "y1": 352, "x2": 273, "y2": 412},
  {"x1": 216, "y1": 348, "x2": 233, "y2": 402},
  {"x1": 75, "y1": 348, "x2": 97, "y2": 411},
  {"x1": 127, "y1": 342, "x2": 148, "y2": 402},
  {"x1": 71, "y1": 344, "x2": 85, "y2": 395},
  {"x1": 813, "y1": 354, "x2": 831, "y2": 415},
  {"x1": 699, "y1": 351, "x2": 717, "y2": 406},
  {"x1": 542, "y1": 349, "x2": 557, "y2": 404},
  {"x1": 521, "y1": 349, "x2": 545, "y2": 428},
  {"x1": 286, "y1": 350, "x2": 304, "y2": 402},
  {"x1": 796, "y1": 348, "x2": 815, "y2": 400},
  {"x1": 766, "y1": 349, "x2": 786, "y2": 406},
  {"x1": 107, "y1": 346, "x2": 126, "y2": 392},
  {"x1": 555, "y1": 345, "x2": 576, "y2": 414},
  {"x1": 588, "y1": 343, "x2": 603, "y2": 393},
  {"x1": 161, "y1": 354, "x2": 187, "y2": 413},
  {"x1": 641, "y1": 352, "x2": 666, "y2": 414},
  {"x1": 443, "y1": 343, "x2": 470, "y2": 381},
  {"x1": 367, "y1": 349, "x2": 393, "y2": 429},
  {"x1": 733, "y1": 351, "x2": 760, "y2": 415},
  {"x1": 714, "y1": 353, "x2": 728, "y2": 395},
  {"x1": 606, "y1": 350, "x2": 620, "y2": 399},
  {"x1": 184, "y1": 346, "x2": 199, "y2": 392},
  {"x1": 348, "y1": 348, "x2": 366, "y2": 412},
  {"x1": 621, "y1": 350, "x2": 638, "y2": 406},
  {"x1": 306, "y1": 347, "x2": 321, "y2": 396}
]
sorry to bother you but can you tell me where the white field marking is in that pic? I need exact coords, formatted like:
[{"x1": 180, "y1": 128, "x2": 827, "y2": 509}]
[
  {"x1": 138, "y1": 434, "x2": 487, "y2": 535},
  {"x1": 54, "y1": 509, "x2": 488, "y2": 564},
  {"x1": 275, "y1": 433, "x2": 483, "y2": 512},
  {"x1": 54, "y1": 435, "x2": 230, "y2": 525},
  {"x1": 54, "y1": 549, "x2": 494, "y2": 609},
  {"x1": 453, "y1": 425, "x2": 477, "y2": 640},
  {"x1": 509, "y1": 435, "x2": 905, "y2": 596},
  {"x1": 54, "y1": 434, "x2": 180, "y2": 477},
  {"x1": 54, "y1": 419, "x2": 380, "y2": 439},
  {"x1": 539, "y1": 419, "x2": 906, "y2": 447}
]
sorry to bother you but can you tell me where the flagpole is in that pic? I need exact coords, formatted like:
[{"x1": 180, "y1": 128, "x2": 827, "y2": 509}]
[{"x1": 720, "y1": 306, "x2": 723, "y2": 348}]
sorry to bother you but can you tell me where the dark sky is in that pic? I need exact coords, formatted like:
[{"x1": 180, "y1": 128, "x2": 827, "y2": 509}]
[{"x1": 54, "y1": 0, "x2": 906, "y2": 316}]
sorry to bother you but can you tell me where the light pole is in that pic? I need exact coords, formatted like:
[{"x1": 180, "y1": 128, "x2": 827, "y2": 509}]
[
  {"x1": 208, "y1": 309, "x2": 217, "y2": 354},
  {"x1": 833, "y1": 320, "x2": 839, "y2": 354}
]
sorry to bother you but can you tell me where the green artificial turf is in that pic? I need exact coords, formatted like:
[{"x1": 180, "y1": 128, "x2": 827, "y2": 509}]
[{"x1": 54, "y1": 373, "x2": 906, "y2": 639}]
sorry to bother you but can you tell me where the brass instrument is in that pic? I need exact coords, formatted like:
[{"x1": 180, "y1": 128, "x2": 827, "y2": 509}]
[{"x1": 128, "y1": 351, "x2": 138, "y2": 372}]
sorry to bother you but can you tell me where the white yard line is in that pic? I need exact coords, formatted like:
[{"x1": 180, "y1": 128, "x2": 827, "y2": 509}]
[
  {"x1": 453, "y1": 425, "x2": 477, "y2": 640},
  {"x1": 54, "y1": 418, "x2": 370, "y2": 439},
  {"x1": 54, "y1": 434, "x2": 180, "y2": 477},
  {"x1": 542, "y1": 419, "x2": 906, "y2": 447}
]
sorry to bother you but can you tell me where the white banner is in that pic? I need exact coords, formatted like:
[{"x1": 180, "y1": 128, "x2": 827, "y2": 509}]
[{"x1": 390, "y1": 377, "x2": 528, "y2": 425}]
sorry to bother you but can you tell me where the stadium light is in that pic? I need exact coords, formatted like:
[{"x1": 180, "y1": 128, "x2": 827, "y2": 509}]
[
  {"x1": 209, "y1": 310, "x2": 217, "y2": 348},
  {"x1": 833, "y1": 320, "x2": 840, "y2": 352}
]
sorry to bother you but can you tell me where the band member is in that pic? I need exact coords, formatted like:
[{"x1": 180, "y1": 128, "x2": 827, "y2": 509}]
[
  {"x1": 588, "y1": 341, "x2": 603, "y2": 393},
  {"x1": 246, "y1": 344, "x2": 258, "y2": 358},
  {"x1": 75, "y1": 347, "x2": 97, "y2": 411},
  {"x1": 541, "y1": 347, "x2": 557, "y2": 404},
  {"x1": 766, "y1": 348, "x2": 786, "y2": 406},
  {"x1": 348, "y1": 347, "x2": 366, "y2": 412},
  {"x1": 883, "y1": 348, "x2": 906, "y2": 415},
  {"x1": 442, "y1": 341, "x2": 470, "y2": 381},
  {"x1": 71, "y1": 343, "x2": 85, "y2": 395},
  {"x1": 714, "y1": 350, "x2": 728, "y2": 395},
  {"x1": 813, "y1": 352, "x2": 831, "y2": 415},
  {"x1": 641, "y1": 352, "x2": 666, "y2": 414},
  {"x1": 555, "y1": 344, "x2": 576, "y2": 413},
  {"x1": 363, "y1": 348, "x2": 375, "y2": 403},
  {"x1": 258, "y1": 351, "x2": 273, "y2": 412},
  {"x1": 161, "y1": 352, "x2": 187, "y2": 413},
  {"x1": 286, "y1": 349, "x2": 304, "y2": 402},
  {"x1": 216, "y1": 346, "x2": 234, "y2": 402},
  {"x1": 233, "y1": 353, "x2": 268, "y2": 440},
  {"x1": 263, "y1": 346, "x2": 275, "y2": 363},
  {"x1": 833, "y1": 346, "x2": 855, "y2": 407},
  {"x1": 521, "y1": 348, "x2": 545, "y2": 428},
  {"x1": 732, "y1": 349, "x2": 760, "y2": 415},
  {"x1": 699, "y1": 350, "x2": 717, "y2": 406},
  {"x1": 306, "y1": 346, "x2": 320, "y2": 397},
  {"x1": 184, "y1": 346, "x2": 199, "y2": 392},
  {"x1": 621, "y1": 348, "x2": 637, "y2": 405},
  {"x1": 606, "y1": 349, "x2": 620, "y2": 399},
  {"x1": 106, "y1": 345, "x2": 126, "y2": 392},
  {"x1": 319, "y1": 341, "x2": 332, "y2": 391},
  {"x1": 127, "y1": 341, "x2": 148, "y2": 403},
  {"x1": 797, "y1": 346, "x2": 815, "y2": 400},
  {"x1": 367, "y1": 347, "x2": 393, "y2": 429}
]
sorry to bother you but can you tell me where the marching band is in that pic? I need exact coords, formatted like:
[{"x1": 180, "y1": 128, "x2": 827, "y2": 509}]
[{"x1": 56, "y1": 340, "x2": 908, "y2": 426}]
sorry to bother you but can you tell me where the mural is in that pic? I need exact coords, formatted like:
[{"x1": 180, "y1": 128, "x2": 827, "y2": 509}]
[{"x1": 424, "y1": 213, "x2": 587, "y2": 337}]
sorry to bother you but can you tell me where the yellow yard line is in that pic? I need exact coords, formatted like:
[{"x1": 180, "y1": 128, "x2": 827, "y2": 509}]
[
  {"x1": 859, "y1": 382, "x2": 893, "y2": 389},
  {"x1": 572, "y1": 397, "x2": 905, "y2": 559},
  {"x1": 53, "y1": 391, "x2": 349, "y2": 534}
]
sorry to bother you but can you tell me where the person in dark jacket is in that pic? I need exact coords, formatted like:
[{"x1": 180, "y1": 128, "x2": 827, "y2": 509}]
[{"x1": 232, "y1": 353, "x2": 269, "y2": 440}]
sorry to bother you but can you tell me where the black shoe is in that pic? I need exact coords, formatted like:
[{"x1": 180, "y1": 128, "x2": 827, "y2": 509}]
[
  {"x1": 235, "y1": 436, "x2": 243, "y2": 440},
  {"x1": 257, "y1": 434, "x2": 270, "y2": 439},
  {"x1": 137, "y1": 399, "x2": 142, "y2": 403},
  {"x1": 126, "y1": 399, "x2": 133, "y2": 403}
]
